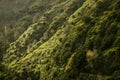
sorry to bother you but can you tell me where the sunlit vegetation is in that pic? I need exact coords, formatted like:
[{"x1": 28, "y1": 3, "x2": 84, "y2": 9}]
[{"x1": 0, "y1": 0, "x2": 120, "y2": 80}]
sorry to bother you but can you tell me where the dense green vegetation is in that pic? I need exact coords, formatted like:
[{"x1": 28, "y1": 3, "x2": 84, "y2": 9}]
[{"x1": 0, "y1": 0, "x2": 120, "y2": 80}]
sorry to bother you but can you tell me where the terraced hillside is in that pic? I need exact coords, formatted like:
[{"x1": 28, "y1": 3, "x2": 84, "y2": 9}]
[{"x1": 0, "y1": 0, "x2": 120, "y2": 80}]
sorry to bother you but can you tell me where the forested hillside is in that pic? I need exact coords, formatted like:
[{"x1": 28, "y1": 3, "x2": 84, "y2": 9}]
[
  {"x1": 0, "y1": 0, "x2": 33, "y2": 59},
  {"x1": 0, "y1": 0, "x2": 55, "y2": 60},
  {"x1": 0, "y1": 0, "x2": 120, "y2": 80}
]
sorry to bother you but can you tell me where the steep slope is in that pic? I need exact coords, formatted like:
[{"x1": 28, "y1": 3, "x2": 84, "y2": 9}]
[
  {"x1": 0, "y1": 0, "x2": 35, "y2": 60},
  {"x1": 2, "y1": 0, "x2": 120, "y2": 80},
  {"x1": 0, "y1": 0, "x2": 58, "y2": 60}
]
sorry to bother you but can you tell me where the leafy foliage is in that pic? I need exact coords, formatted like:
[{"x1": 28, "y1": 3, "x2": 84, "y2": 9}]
[{"x1": 0, "y1": 0, "x2": 120, "y2": 80}]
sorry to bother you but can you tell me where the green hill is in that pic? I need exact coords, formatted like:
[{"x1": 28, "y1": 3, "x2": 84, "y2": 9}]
[{"x1": 0, "y1": 0, "x2": 120, "y2": 80}]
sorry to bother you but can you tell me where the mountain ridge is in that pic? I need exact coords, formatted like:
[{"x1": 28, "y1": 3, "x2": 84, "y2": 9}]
[{"x1": 1, "y1": 0, "x2": 120, "y2": 80}]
